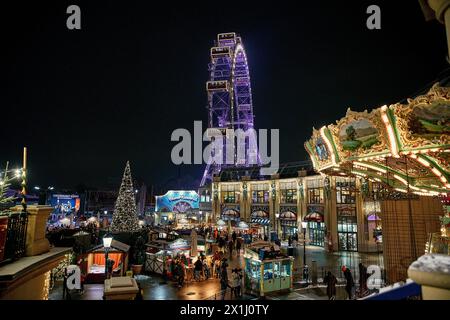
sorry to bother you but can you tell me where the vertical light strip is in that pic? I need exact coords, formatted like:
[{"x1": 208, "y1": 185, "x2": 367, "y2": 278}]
[
  {"x1": 409, "y1": 154, "x2": 449, "y2": 189},
  {"x1": 381, "y1": 105, "x2": 399, "y2": 157}
]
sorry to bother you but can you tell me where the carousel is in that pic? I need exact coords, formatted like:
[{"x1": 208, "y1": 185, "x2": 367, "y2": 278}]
[
  {"x1": 305, "y1": 83, "x2": 449, "y2": 281},
  {"x1": 305, "y1": 83, "x2": 449, "y2": 199}
]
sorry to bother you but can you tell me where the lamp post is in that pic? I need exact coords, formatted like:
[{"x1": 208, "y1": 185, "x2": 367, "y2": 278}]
[
  {"x1": 301, "y1": 221, "x2": 307, "y2": 267},
  {"x1": 103, "y1": 234, "x2": 113, "y2": 278},
  {"x1": 275, "y1": 212, "x2": 280, "y2": 239}
]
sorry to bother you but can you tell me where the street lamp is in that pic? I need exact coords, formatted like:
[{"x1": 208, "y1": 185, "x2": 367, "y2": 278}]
[
  {"x1": 301, "y1": 221, "x2": 307, "y2": 267},
  {"x1": 275, "y1": 212, "x2": 280, "y2": 238},
  {"x1": 103, "y1": 234, "x2": 113, "y2": 278},
  {"x1": 34, "y1": 186, "x2": 55, "y2": 205}
]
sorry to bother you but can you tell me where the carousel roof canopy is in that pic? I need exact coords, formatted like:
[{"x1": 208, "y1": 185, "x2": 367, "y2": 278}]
[{"x1": 305, "y1": 83, "x2": 450, "y2": 197}]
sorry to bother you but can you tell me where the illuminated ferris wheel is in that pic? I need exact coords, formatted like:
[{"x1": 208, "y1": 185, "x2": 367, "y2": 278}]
[{"x1": 201, "y1": 32, "x2": 259, "y2": 186}]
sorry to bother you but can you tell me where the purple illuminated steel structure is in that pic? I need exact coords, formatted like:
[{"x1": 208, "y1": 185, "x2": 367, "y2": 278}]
[{"x1": 201, "y1": 32, "x2": 259, "y2": 186}]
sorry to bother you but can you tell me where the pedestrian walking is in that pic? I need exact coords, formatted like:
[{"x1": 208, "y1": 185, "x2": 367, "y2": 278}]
[
  {"x1": 228, "y1": 240, "x2": 234, "y2": 258},
  {"x1": 236, "y1": 239, "x2": 241, "y2": 256},
  {"x1": 343, "y1": 266, "x2": 354, "y2": 300},
  {"x1": 230, "y1": 269, "x2": 240, "y2": 299},
  {"x1": 194, "y1": 258, "x2": 203, "y2": 281},
  {"x1": 323, "y1": 271, "x2": 337, "y2": 300},
  {"x1": 303, "y1": 264, "x2": 309, "y2": 284},
  {"x1": 177, "y1": 262, "x2": 185, "y2": 287},
  {"x1": 220, "y1": 265, "x2": 229, "y2": 300},
  {"x1": 359, "y1": 263, "x2": 368, "y2": 294},
  {"x1": 203, "y1": 258, "x2": 210, "y2": 279}
]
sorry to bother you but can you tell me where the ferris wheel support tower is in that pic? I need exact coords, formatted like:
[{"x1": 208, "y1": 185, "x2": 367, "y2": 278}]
[{"x1": 201, "y1": 32, "x2": 260, "y2": 186}]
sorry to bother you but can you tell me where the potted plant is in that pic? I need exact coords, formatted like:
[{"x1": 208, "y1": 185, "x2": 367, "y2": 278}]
[{"x1": 131, "y1": 236, "x2": 146, "y2": 275}]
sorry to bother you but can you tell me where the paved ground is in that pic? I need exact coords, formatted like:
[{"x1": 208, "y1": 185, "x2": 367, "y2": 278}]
[{"x1": 49, "y1": 245, "x2": 384, "y2": 300}]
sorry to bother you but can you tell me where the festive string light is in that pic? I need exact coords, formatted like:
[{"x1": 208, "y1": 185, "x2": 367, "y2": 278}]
[
  {"x1": 353, "y1": 161, "x2": 387, "y2": 174},
  {"x1": 381, "y1": 105, "x2": 399, "y2": 157}
]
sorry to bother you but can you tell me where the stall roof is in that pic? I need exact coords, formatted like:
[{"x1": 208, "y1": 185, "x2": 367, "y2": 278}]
[{"x1": 89, "y1": 240, "x2": 130, "y2": 253}]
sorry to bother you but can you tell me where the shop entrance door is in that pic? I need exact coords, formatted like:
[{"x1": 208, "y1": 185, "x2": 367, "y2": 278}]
[
  {"x1": 308, "y1": 222, "x2": 325, "y2": 247},
  {"x1": 337, "y1": 216, "x2": 358, "y2": 251}
]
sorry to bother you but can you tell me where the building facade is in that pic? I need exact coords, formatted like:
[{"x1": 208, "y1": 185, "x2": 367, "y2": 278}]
[{"x1": 211, "y1": 166, "x2": 384, "y2": 253}]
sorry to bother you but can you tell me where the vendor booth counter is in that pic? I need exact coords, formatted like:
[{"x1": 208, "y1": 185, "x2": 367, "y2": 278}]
[{"x1": 243, "y1": 241, "x2": 294, "y2": 297}]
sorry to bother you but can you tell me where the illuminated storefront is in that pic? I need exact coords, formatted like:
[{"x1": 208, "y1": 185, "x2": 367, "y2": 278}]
[{"x1": 155, "y1": 190, "x2": 200, "y2": 226}]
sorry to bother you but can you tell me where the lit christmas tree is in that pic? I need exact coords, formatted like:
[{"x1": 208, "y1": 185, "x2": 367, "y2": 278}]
[{"x1": 110, "y1": 161, "x2": 140, "y2": 233}]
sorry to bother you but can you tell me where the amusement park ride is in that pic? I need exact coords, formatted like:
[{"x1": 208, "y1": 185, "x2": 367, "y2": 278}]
[{"x1": 201, "y1": 33, "x2": 260, "y2": 186}]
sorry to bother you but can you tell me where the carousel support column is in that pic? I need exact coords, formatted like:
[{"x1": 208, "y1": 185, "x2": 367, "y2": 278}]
[
  {"x1": 356, "y1": 178, "x2": 365, "y2": 253},
  {"x1": 329, "y1": 176, "x2": 338, "y2": 252}
]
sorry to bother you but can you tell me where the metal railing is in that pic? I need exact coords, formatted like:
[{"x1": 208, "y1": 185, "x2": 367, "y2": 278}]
[
  {"x1": 298, "y1": 265, "x2": 386, "y2": 287},
  {"x1": 0, "y1": 211, "x2": 28, "y2": 264},
  {"x1": 204, "y1": 287, "x2": 244, "y2": 300}
]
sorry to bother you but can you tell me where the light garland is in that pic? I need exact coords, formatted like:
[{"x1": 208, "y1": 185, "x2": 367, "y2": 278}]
[
  {"x1": 409, "y1": 154, "x2": 449, "y2": 189},
  {"x1": 353, "y1": 161, "x2": 387, "y2": 174},
  {"x1": 381, "y1": 105, "x2": 399, "y2": 157},
  {"x1": 320, "y1": 126, "x2": 336, "y2": 165}
]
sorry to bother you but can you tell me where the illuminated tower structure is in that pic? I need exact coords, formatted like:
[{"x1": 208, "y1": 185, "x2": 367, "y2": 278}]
[{"x1": 201, "y1": 32, "x2": 259, "y2": 186}]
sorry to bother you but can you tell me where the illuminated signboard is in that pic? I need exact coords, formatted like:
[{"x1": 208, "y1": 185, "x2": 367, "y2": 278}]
[
  {"x1": 169, "y1": 238, "x2": 190, "y2": 250},
  {"x1": 51, "y1": 194, "x2": 80, "y2": 216},
  {"x1": 155, "y1": 190, "x2": 199, "y2": 213}
]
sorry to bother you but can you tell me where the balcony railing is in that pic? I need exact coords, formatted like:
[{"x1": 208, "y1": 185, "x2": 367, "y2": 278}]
[{"x1": 0, "y1": 210, "x2": 28, "y2": 264}]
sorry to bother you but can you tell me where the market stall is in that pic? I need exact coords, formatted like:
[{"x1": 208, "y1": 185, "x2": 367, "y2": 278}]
[
  {"x1": 77, "y1": 240, "x2": 130, "y2": 284},
  {"x1": 243, "y1": 241, "x2": 294, "y2": 297}
]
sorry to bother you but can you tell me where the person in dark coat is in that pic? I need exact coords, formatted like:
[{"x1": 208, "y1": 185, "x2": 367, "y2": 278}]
[
  {"x1": 220, "y1": 265, "x2": 229, "y2": 300},
  {"x1": 323, "y1": 271, "x2": 337, "y2": 300},
  {"x1": 359, "y1": 263, "x2": 368, "y2": 293},
  {"x1": 232, "y1": 231, "x2": 237, "y2": 243},
  {"x1": 343, "y1": 266, "x2": 354, "y2": 300},
  {"x1": 228, "y1": 240, "x2": 234, "y2": 258}
]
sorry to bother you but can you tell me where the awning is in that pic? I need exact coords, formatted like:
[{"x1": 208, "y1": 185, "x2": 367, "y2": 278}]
[
  {"x1": 280, "y1": 211, "x2": 297, "y2": 220},
  {"x1": 251, "y1": 218, "x2": 270, "y2": 225},
  {"x1": 304, "y1": 212, "x2": 324, "y2": 222},
  {"x1": 237, "y1": 221, "x2": 249, "y2": 229},
  {"x1": 251, "y1": 210, "x2": 268, "y2": 218},
  {"x1": 223, "y1": 209, "x2": 239, "y2": 216},
  {"x1": 367, "y1": 214, "x2": 381, "y2": 221}
]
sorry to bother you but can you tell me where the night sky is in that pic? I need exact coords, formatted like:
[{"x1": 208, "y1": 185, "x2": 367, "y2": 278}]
[{"x1": 1, "y1": 1, "x2": 448, "y2": 192}]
